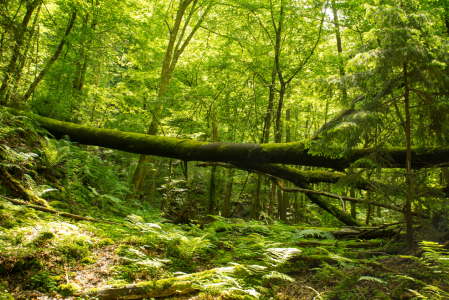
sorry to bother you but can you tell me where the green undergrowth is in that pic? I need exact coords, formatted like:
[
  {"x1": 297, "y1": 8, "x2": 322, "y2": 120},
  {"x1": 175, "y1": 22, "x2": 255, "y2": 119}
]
[
  {"x1": 1, "y1": 108, "x2": 449, "y2": 299},
  {"x1": 2, "y1": 207, "x2": 449, "y2": 299}
]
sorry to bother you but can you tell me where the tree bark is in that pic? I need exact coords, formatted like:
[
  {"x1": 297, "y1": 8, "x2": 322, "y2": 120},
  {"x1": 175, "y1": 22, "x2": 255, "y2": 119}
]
[
  {"x1": 251, "y1": 68, "x2": 276, "y2": 220},
  {"x1": 331, "y1": 0, "x2": 347, "y2": 102},
  {"x1": 350, "y1": 187, "x2": 357, "y2": 220},
  {"x1": 403, "y1": 62, "x2": 414, "y2": 248},
  {"x1": 221, "y1": 168, "x2": 234, "y2": 217},
  {"x1": 280, "y1": 108, "x2": 291, "y2": 222},
  {"x1": 208, "y1": 110, "x2": 218, "y2": 213}
]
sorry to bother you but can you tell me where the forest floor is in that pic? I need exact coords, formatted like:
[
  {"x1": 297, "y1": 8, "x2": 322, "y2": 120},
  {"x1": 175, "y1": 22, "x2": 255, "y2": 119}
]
[{"x1": 1, "y1": 198, "x2": 449, "y2": 300}]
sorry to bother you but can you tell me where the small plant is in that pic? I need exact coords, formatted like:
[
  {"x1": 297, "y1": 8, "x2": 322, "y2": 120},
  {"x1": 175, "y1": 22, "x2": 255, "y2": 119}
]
[
  {"x1": 0, "y1": 145, "x2": 38, "y2": 169},
  {"x1": 23, "y1": 174, "x2": 57, "y2": 198},
  {"x1": 113, "y1": 245, "x2": 168, "y2": 282},
  {"x1": 28, "y1": 271, "x2": 59, "y2": 292},
  {"x1": 358, "y1": 276, "x2": 387, "y2": 284},
  {"x1": 56, "y1": 236, "x2": 92, "y2": 260},
  {"x1": 0, "y1": 282, "x2": 13, "y2": 300},
  {"x1": 292, "y1": 229, "x2": 335, "y2": 240},
  {"x1": 57, "y1": 283, "x2": 80, "y2": 297},
  {"x1": 39, "y1": 136, "x2": 70, "y2": 169}
]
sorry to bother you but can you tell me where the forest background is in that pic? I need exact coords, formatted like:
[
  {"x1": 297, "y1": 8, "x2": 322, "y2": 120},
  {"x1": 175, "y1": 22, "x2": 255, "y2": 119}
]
[{"x1": 1, "y1": 0, "x2": 449, "y2": 298}]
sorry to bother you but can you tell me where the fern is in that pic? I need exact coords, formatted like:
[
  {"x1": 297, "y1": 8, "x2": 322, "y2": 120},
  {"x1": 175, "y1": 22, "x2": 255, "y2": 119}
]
[
  {"x1": 421, "y1": 285, "x2": 449, "y2": 299},
  {"x1": 292, "y1": 229, "x2": 335, "y2": 240},
  {"x1": 23, "y1": 174, "x2": 57, "y2": 197},
  {"x1": 0, "y1": 145, "x2": 38, "y2": 168},
  {"x1": 125, "y1": 214, "x2": 162, "y2": 235},
  {"x1": 262, "y1": 271, "x2": 295, "y2": 283},
  {"x1": 328, "y1": 253, "x2": 353, "y2": 267},
  {"x1": 40, "y1": 137, "x2": 70, "y2": 168},
  {"x1": 358, "y1": 276, "x2": 387, "y2": 284},
  {"x1": 264, "y1": 247, "x2": 302, "y2": 268}
]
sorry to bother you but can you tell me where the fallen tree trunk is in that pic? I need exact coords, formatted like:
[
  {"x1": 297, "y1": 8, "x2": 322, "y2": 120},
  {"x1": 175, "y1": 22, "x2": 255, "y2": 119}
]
[
  {"x1": 295, "y1": 240, "x2": 383, "y2": 248},
  {"x1": 7, "y1": 110, "x2": 442, "y2": 226},
  {"x1": 233, "y1": 163, "x2": 362, "y2": 226},
  {"x1": 331, "y1": 228, "x2": 398, "y2": 240},
  {"x1": 0, "y1": 167, "x2": 48, "y2": 206},
  {"x1": 10, "y1": 109, "x2": 449, "y2": 170},
  {"x1": 269, "y1": 176, "x2": 430, "y2": 219},
  {"x1": 74, "y1": 267, "x2": 236, "y2": 300},
  {"x1": 197, "y1": 162, "x2": 446, "y2": 198}
]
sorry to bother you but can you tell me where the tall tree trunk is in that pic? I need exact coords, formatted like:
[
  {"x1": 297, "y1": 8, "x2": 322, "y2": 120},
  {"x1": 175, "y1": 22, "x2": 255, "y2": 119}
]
[
  {"x1": 73, "y1": 11, "x2": 95, "y2": 93},
  {"x1": 0, "y1": 0, "x2": 43, "y2": 105},
  {"x1": 331, "y1": 0, "x2": 347, "y2": 102},
  {"x1": 8, "y1": 3, "x2": 42, "y2": 107},
  {"x1": 21, "y1": 9, "x2": 77, "y2": 103},
  {"x1": 268, "y1": 182, "x2": 276, "y2": 217},
  {"x1": 404, "y1": 62, "x2": 414, "y2": 248},
  {"x1": 148, "y1": 160, "x2": 161, "y2": 207},
  {"x1": 222, "y1": 168, "x2": 234, "y2": 218},
  {"x1": 130, "y1": 0, "x2": 212, "y2": 195},
  {"x1": 350, "y1": 187, "x2": 356, "y2": 220},
  {"x1": 280, "y1": 108, "x2": 291, "y2": 222},
  {"x1": 208, "y1": 110, "x2": 218, "y2": 214},
  {"x1": 251, "y1": 68, "x2": 276, "y2": 220}
]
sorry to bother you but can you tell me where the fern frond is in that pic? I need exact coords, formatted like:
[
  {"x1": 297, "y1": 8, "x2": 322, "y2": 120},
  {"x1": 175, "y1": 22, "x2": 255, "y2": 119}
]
[
  {"x1": 358, "y1": 276, "x2": 387, "y2": 284},
  {"x1": 263, "y1": 271, "x2": 295, "y2": 283},
  {"x1": 422, "y1": 285, "x2": 449, "y2": 297},
  {"x1": 40, "y1": 137, "x2": 70, "y2": 168},
  {"x1": 23, "y1": 174, "x2": 38, "y2": 191},
  {"x1": 0, "y1": 145, "x2": 38, "y2": 165},
  {"x1": 245, "y1": 264, "x2": 267, "y2": 275},
  {"x1": 264, "y1": 247, "x2": 302, "y2": 267},
  {"x1": 406, "y1": 289, "x2": 428, "y2": 299},
  {"x1": 292, "y1": 229, "x2": 335, "y2": 240}
]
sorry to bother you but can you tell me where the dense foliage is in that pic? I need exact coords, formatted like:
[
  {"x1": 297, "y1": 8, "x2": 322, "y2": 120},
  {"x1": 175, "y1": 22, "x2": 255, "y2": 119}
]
[{"x1": 1, "y1": 0, "x2": 449, "y2": 298}]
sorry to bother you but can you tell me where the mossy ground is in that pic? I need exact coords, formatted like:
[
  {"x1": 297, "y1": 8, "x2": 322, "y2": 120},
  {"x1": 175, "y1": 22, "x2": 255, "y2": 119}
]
[{"x1": 1, "y1": 203, "x2": 449, "y2": 299}]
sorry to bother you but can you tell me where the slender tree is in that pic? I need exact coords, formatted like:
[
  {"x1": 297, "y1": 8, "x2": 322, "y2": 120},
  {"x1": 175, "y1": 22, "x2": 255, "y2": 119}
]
[{"x1": 131, "y1": 0, "x2": 214, "y2": 197}]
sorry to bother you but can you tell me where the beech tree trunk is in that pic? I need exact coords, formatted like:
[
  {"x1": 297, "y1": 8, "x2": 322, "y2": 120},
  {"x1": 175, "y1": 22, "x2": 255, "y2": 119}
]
[
  {"x1": 350, "y1": 187, "x2": 357, "y2": 220},
  {"x1": 8, "y1": 4, "x2": 42, "y2": 107},
  {"x1": 331, "y1": 0, "x2": 347, "y2": 102}
]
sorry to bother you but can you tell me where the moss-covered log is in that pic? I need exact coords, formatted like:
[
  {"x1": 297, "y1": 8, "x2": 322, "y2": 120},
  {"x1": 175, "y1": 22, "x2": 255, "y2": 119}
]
[
  {"x1": 11, "y1": 109, "x2": 449, "y2": 170},
  {"x1": 198, "y1": 162, "x2": 446, "y2": 198},
  {"x1": 269, "y1": 176, "x2": 430, "y2": 219},
  {"x1": 233, "y1": 163, "x2": 362, "y2": 226},
  {"x1": 0, "y1": 167, "x2": 48, "y2": 206},
  {"x1": 73, "y1": 267, "x2": 236, "y2": 300},
  {"x1": 295, "y1": 240, "x2": 383, "y2": 248}
]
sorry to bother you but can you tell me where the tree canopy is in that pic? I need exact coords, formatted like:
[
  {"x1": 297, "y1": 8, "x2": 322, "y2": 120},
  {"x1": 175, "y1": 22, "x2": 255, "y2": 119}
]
[{"x1": 1, "y1": 0, "x2": 449, "y2": 238}]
